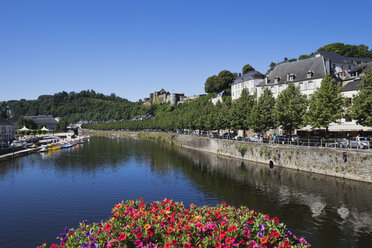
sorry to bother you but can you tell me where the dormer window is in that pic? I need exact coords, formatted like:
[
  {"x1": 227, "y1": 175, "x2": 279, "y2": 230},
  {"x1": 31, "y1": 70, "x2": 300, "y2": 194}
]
[
  {"x1": 288, "y1": 73, "x2": 295, "y2": 81},
  {"x1": 307, "y1": 71, "x2": 313, "y2": 78},
  {"x1": 274, "y1": 76, "x2": 280, "y2": 83}
]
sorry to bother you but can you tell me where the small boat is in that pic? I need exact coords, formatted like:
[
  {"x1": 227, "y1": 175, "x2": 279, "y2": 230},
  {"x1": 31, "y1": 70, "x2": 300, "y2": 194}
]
[
  {"x1": 61, "y1": 142, "x2": 75, "y2": 149},
  {"x1": 39, "y1": 145, "x2": 48, "y2": 152},
  {"x1": 48, "y1": 144, "x2": 61, "y2": 151}
]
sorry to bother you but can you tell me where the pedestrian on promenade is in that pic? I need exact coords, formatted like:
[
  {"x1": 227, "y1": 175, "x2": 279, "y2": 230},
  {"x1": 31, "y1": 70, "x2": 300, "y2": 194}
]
[
  {"x1": 356, "y1": 134, "x2": 361, "y2": 149},
  {"x1": 346, "y1": 133, "x2": 350, "y2": 148}
]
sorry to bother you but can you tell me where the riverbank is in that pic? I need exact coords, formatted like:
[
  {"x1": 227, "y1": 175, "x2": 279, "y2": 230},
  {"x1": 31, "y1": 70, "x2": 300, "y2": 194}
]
[
  {"x1": 82, "y1": 129, "x2": 372, "y2": 183},
  {"x1": 0, "y1": 147, "x2": 41, "y2": 162}
]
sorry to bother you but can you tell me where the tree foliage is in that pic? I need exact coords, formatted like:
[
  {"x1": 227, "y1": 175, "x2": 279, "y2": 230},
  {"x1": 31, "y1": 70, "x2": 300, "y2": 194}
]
[
  {"x1": 305, "y1": 74, "x2": 344, "y2": 131},
  {"x1": 273, "y1": 84, "x2": 307, "y2": 135},
  {"x1": 242, "y1": 64, "x2": 255, "y2": 74},
  {"x1": 16, "y1": 117, "x2": 38, "y2": 129},
  {"x1": 250, "y1": 88, "x2": 276, "y2": 132},
  {"x1": 230, "y1": 89, "x2": 254, "y2": 133},
  {"x1": 6, "y1": 90, "x2": 144, "y2": 123},
  {"x1": 298, "y1": 43, "x2": 372, "y2": 61},
  {"x1": 204, "y1": 70, "x2": 236, "y2": 94},
  {"x1": 351, "y1": 69, "x2": 372, "y2": 126},
  {"x1": 318, "y1": 43, "x2": 372, "y2": 58}
]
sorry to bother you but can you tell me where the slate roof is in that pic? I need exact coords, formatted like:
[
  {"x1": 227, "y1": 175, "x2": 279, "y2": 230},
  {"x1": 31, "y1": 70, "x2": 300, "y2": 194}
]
[
  {"x1": 260, "y1": 56, "x2": 326, "y2": 86},
  {"x1": 348, "y1": 62, "x2": 372, "y2": 73},
  {"x1": 232, "y1": 71, "x2": 265, "y2": 85},
  {"x1": 341, "y1": 80, "x2": 361, "y2": 92},
  {"x1": 22, "y1": 115, "x2": 57, "y2": 124},
  {"x1": 0, "y1": 118, "x2": 13, "y2": 125},
  {"x1": 317, "y1": 50, "x2": 372, "y2": 64}
]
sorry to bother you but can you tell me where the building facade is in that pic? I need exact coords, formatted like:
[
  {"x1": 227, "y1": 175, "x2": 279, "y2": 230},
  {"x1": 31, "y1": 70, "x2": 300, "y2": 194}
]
[
  {"x1": 143, "y1": 89, "x2": 186, "y2": 106},
  {"x1": 0, "y1": 118, "x2": 15, "y2": 143},
  {"x1": 231, "y1": 71, "x2": 265, "y2": 100}
]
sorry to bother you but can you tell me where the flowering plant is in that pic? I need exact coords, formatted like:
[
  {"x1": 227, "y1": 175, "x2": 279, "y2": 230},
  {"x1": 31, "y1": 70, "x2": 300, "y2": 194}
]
[{"x1": 38, "y1": 199, "x2": 310, "y2": 248}]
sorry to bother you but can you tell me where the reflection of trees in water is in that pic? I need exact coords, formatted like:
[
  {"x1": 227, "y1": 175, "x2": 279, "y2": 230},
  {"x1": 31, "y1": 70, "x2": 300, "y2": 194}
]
[
  {"x1": 1, "y1": 137, "x2": 371, "y2": 247},
  {"x1": 164, "y1": 145, "x2": 372, "y2": 248}
]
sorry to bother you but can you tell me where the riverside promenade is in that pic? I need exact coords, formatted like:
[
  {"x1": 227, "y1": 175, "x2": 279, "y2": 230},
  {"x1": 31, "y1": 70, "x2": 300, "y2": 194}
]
[{"x1": 0, "y1": 147, "x2": 40, "y2": 162}]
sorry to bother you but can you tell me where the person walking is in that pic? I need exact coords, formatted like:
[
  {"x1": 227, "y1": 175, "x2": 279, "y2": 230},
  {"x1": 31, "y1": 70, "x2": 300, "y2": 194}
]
[
  {"x1": 346, "y1": 133, "x2": 350, "y2": 148},
  {"x1": 356, "y1": 134, "x2": 361, "y2": 149}
]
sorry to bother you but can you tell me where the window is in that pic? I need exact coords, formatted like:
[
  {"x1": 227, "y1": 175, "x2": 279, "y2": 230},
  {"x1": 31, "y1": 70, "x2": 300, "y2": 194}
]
[
  {"x1": 308, "y1": 81, "x2": 314, "y2": 89},
  {"x1": 307, "y1": 71, "x2": 313, "y2": 78},
  {"x1": 300, "y1": 82, "x2": 307, "y2": 91},
  {"x1": 344, "y1": 115, "x2": 352, "y2": 122},
  {"x1": 288, "y1": 74, "x2": 295, "y2": 81},
  {"x1": 274, "y1": 76, "x2": 280, "y2": 83}
]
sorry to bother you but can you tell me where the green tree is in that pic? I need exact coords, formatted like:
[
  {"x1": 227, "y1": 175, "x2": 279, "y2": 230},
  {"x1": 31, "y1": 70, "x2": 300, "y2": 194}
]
[
  {"x1": 318, "y1": 43, "x2": 372, "y2": 58},
  {"x1": 230, "y1": 89, "x2": 254, "y2": 136},
  {"x1": 56, "y1": 118, "x2": 69, "y2": 132},
  {"x1": 274, "y1": 84, "x2": 307, "y2": 136},
  {"x1": 204, "y1": 75, "x2": 220, "y2": 94},
  {"x1": 351, "y1": 69, "x2": 372, "y2": 126},
  {"x1": 17, "y1": 117, "x2": 38, "y2": 129},
  {"x1": 251, "y1": 88, "x2": 276, "y2": 132},
  {"x1": 242, "y1": 64, "x2": 255, "y2": 75},
  {"x1": 305, "y1": 74, "x2": 344, "y2": 133}
]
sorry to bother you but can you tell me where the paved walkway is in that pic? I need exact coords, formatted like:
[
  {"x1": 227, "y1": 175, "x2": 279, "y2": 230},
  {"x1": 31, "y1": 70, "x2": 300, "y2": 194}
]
[{"x1": 0, "y1": 147, "x2": 40, "y2": 162}]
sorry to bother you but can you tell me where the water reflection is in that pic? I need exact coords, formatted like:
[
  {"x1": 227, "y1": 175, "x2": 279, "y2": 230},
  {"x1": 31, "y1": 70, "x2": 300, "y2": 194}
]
[
  {"x1": 0, "y1": 137, "x2": 371, "y2": 248},
  {"x1": 169, "y1": 142, "x2": 372, "y2": 248}
]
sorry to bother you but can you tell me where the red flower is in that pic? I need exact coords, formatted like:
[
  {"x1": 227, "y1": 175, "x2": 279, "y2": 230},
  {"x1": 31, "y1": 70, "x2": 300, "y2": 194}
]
[
  {"x1": 118, "y1": 233, "x2": 126, "y2": 241},
  {"x1": 215, "y1": 242, "x2": 222, "y2": 248},
  {"x1": 50, "y1": 245, "x2": 57, "y2": 248},
  {"x1": 103, "y1": 223, "x2": 111, "y2": 232},
  {"x1": 164, "y1": 242, "x2": 172, "y2": 248},
  {"x1": 273, "y1": 217, "x2": 279, "y2": 223},
  {"x1": 172, "y1": 240, "x2": 178, "y2": 245},
  {"x1": 271, "y1": 230, "x2": 279, "y2": 238},
  {"x1": 225, "y1": 237, "x2": 232, "y2": 244},
  {"x1": 147, "y1": 229, "x2": 154, "y2": 237},
  {"x1": 136, "y1": 232, "x2": 142, "y2": 239}
]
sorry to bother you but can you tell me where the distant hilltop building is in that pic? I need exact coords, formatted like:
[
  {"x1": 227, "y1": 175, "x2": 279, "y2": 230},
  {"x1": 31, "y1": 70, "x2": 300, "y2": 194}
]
[
  {"x1": 22, "y1": 115, "x2": 57, "y2": 131},
  {"x1": 143, "y1": 89, "x2": 186, "y2": 106}
]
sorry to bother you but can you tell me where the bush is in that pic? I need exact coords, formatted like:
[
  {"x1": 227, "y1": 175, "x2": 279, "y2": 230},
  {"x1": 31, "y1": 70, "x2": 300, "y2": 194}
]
[{"x1": 38, "y1": 199, "x2": 310, "y2": 248}]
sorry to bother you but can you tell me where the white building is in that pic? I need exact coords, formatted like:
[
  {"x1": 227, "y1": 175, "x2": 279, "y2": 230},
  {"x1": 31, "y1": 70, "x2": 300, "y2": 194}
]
[
  {"x1": 257, "y1": 52, "x2": 372, "y2": 99},
  {"x1": 255, "y1": 52, "x2": 372, "y2": 134},
  {"x1": 0, "y1": 118, "x2": 15, "y2": 143},
  {"x1": 211, "y1": 90, "x2": 228, "y2": 105},
  {"x1": 231, "y1": 71, "x2": 265, "y2": 100},
  {"x1": 256, "y1": 55, "x2": 326, "y2": 98}
]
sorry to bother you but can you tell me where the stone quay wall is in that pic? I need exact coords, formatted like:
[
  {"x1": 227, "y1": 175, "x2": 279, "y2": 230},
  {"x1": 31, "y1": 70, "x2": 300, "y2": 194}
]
[{"x1": 82, "y1": 129, "x2": 372, "y2": 183}]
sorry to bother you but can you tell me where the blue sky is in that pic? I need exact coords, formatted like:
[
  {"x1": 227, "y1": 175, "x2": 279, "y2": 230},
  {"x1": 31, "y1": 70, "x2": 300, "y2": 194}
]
[{"x1": 1, "y1": 0, "x2": 371, "y2": 102}]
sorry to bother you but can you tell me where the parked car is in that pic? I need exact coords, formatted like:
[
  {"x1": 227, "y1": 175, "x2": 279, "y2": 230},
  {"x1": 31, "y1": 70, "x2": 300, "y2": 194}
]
[
  {"x1": 339, "y1": 137, "x2": 371, "y2": 149},
  {"x1": 232, "y1": 135, "x2": 243, "y2": 141},
  {"x1": 246, "y1": 136, "x2": 258, "y2": 142},
  {"x1": 220, "y1": 132, "x2": 230, "y2": 139}
]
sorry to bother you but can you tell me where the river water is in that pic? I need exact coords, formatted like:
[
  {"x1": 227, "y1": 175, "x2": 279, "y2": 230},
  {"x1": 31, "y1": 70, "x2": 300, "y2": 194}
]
[{"x1": 0, "y1": 137, "x2": 371, "y2": 248}]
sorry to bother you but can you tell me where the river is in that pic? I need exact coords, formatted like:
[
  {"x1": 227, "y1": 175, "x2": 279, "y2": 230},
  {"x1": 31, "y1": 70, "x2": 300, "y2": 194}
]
[{"x1": 0, "y1": 137, "x2": 371, "y2": 247}]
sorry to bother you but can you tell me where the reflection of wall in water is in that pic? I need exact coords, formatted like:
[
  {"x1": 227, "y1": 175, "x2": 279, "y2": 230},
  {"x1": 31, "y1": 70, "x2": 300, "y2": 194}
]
[{"x1": 173, "y1": 145, "x2": 372, "y2": 234}]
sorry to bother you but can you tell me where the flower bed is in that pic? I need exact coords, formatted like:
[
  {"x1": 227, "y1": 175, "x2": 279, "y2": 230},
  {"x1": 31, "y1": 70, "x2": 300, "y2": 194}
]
[{"x1": 38, "y1": 199, "x2": 310, "y2": 248}]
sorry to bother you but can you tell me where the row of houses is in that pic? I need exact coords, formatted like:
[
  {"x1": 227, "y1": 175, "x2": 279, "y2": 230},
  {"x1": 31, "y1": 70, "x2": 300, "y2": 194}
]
[{"x1": 214, "y1": 50, "x2": 372, "y2": 135}]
